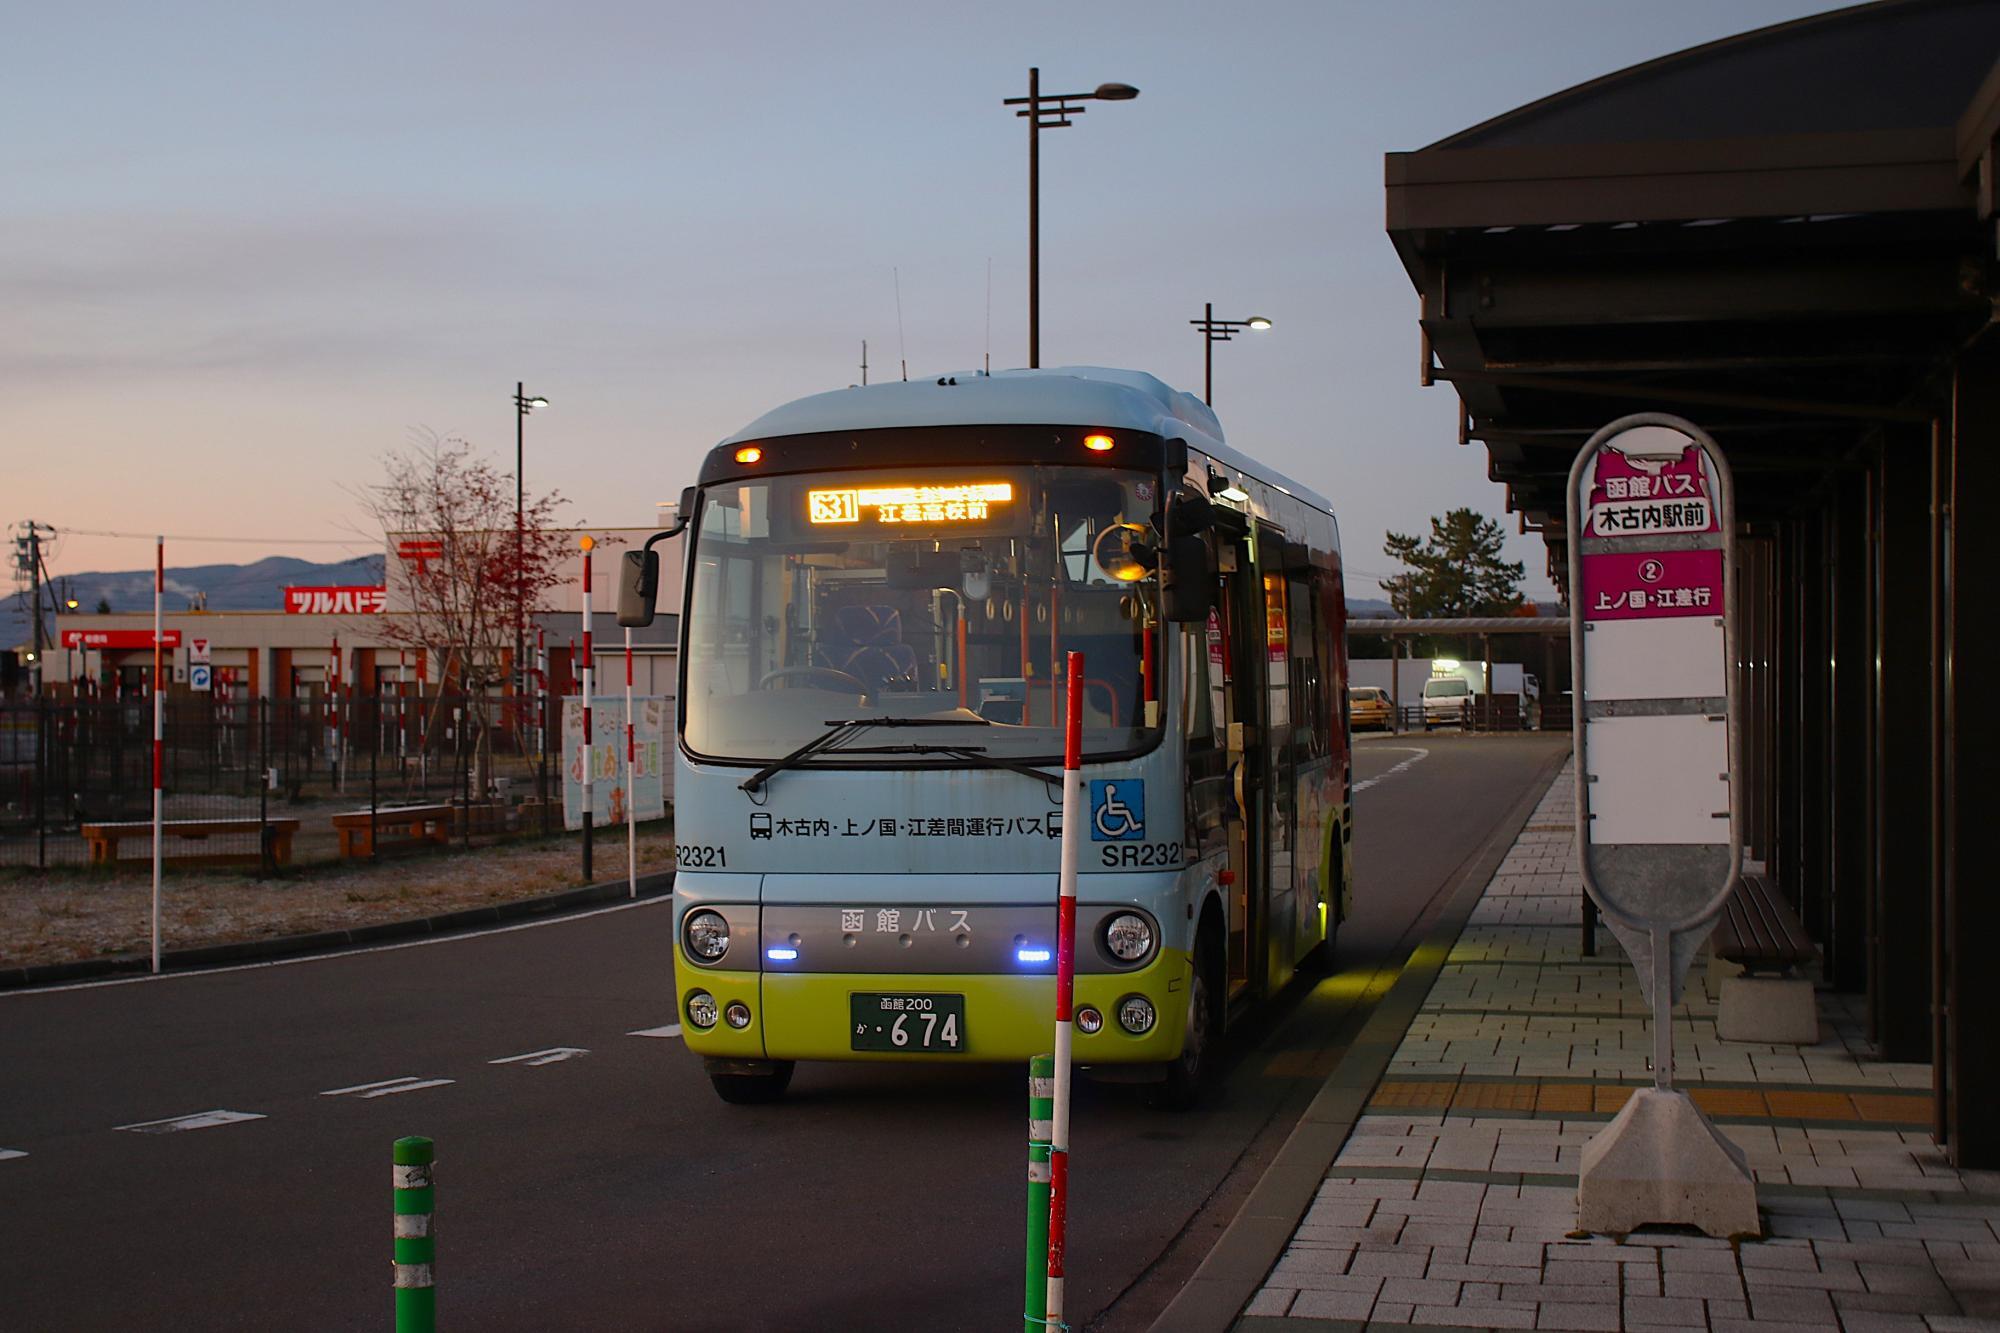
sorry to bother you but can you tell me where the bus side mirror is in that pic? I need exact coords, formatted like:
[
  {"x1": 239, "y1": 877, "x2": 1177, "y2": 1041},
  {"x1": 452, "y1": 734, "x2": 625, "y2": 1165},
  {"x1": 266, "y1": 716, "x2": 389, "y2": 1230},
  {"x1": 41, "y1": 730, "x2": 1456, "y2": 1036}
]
[
  {"x1": 617, "y1": 550, "x2": 659, "y2": 628},
  {"x1": 1161, "y1": 490, "x2": 1216, "y2": 622},
  {"x1": 1162, "y1": 533, "x2": 1214, "y2": 622}
]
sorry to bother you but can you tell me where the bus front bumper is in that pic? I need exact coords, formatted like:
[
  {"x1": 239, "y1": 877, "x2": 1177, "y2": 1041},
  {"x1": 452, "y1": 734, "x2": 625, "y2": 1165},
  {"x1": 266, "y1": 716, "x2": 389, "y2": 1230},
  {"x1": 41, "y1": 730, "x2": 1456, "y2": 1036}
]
[{"x1": 675, "y1": 948, "x2": 1194, "y2": 1064}]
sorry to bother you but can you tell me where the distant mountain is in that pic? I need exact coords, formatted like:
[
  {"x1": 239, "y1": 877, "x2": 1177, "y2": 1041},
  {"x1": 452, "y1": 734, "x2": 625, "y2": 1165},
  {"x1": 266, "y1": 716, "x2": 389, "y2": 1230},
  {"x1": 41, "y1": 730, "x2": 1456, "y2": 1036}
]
[
  {"x1": 3, "y1": 555, "x2": 383, "y2": 648},
  {"x1": 1346, "y1": 597, "x2": 1393, "y2": 616}
]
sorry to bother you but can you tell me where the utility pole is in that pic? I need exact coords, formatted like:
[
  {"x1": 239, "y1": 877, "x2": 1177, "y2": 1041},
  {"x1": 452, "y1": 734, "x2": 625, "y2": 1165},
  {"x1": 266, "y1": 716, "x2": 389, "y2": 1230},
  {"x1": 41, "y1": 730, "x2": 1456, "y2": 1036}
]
[{"x1": 14, "y1": 521, "x2": 52, "y2": 695}]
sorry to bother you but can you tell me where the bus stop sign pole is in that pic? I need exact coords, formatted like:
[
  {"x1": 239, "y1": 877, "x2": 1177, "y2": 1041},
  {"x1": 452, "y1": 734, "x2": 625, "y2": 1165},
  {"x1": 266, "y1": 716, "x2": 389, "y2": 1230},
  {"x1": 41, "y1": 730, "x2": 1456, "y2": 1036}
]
[{"x1": 1566, "y1": 413, "x2": 1756, "y2": 1238}]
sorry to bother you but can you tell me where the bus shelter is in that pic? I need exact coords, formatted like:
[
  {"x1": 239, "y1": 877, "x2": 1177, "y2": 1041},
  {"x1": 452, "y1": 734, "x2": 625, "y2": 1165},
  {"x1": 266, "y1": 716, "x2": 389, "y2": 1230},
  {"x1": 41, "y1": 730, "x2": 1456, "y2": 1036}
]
[{"x1": 1385, "y1": 0, "x2": 2000, "y2": 1165}]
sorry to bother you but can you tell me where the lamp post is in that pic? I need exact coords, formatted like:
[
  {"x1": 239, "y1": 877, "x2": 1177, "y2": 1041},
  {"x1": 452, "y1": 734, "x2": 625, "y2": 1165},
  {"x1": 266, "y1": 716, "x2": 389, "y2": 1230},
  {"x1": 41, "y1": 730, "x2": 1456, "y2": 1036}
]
[
  {"x1": 1189, "y1": 304, "x2": 1272, "y2": 405},
  {"x1": 1002, "y1": 69, "x2": 1139, "y2": 369},
  {"x1": 513, "y1": 384, "x2": 548, "y2": 709}
]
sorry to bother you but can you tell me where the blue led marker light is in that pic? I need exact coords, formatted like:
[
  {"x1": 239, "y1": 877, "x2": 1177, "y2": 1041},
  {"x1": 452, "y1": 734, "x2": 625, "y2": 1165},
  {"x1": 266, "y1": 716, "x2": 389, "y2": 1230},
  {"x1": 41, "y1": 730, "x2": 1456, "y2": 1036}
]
[
  {"x1": 1017, "y1": 948, "x2": 1052, "y2": 964},
  {"x1": 766, "y1": 947, "x2": 799, "y2": 961}
]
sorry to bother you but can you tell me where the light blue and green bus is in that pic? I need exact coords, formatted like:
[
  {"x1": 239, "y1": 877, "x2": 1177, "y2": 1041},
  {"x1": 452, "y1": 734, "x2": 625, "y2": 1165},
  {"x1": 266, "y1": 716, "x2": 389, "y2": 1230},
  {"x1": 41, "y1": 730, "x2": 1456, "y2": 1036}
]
[{"x1": 620, "y1": 367, "x2": 1352, "y2": 1105}]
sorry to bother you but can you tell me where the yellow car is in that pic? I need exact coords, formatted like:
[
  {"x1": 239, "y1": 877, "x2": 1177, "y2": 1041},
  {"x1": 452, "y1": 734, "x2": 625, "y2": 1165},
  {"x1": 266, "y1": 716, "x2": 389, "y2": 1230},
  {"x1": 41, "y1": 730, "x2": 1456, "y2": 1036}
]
[{"x1": 1348, "y1": 685, "x2": 1393, "y2": 732}]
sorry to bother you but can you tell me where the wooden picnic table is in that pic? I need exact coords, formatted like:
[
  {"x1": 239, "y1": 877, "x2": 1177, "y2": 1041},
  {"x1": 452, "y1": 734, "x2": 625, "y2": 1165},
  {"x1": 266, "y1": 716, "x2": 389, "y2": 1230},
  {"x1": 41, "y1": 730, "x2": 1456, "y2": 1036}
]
[
  {"x1": 330, "y1": 804, "x2": 453, "y2": 859},
  {"x1": 81, "y1": 818, "x2": 299, "y2": 867}
]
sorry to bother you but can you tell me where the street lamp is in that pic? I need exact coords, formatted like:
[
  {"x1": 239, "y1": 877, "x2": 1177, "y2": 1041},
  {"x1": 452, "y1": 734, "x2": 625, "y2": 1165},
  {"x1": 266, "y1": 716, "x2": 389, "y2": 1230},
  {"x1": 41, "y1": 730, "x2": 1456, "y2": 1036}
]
[
  {"x1": 1189, "y1": 303, "x2": 1272, "y2": 405},
  {"x1": 1002, "y1": 69, "x2": 1140, "y2": 369},
  {"x1": 514, "y1": 384, "x2": 548, "y2": 701}
]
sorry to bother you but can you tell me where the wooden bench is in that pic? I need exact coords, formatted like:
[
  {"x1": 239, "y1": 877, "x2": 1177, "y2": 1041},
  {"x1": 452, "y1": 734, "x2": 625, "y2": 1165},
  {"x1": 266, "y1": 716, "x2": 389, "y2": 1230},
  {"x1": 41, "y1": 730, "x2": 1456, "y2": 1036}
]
[
  {"x1": 330, "y1": 804, "x2": 453, "y2": 859},
  {"x1": 1711, "y1": 873, "x2": 1820, "y2": 1044},
  {"x1": 81, "y1": 818, "x2": 299, "y2": 868},
  {"x1": 1713, "y1": 873, "x2": 1818, "y2": 974}
]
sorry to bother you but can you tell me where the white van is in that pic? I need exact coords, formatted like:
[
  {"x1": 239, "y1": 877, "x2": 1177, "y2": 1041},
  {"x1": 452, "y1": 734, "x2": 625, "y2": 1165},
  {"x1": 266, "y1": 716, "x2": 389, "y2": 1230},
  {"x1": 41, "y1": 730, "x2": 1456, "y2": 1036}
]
[{"x1": 1421, "y1": 676, "x2": 1473, "y2": 729}]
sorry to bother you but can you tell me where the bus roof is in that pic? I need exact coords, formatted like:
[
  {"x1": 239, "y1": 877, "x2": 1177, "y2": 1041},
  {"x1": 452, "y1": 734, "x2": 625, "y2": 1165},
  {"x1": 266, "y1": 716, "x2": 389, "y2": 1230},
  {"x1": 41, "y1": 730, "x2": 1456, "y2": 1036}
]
[{"x1": 720, "y1": 366, "x2": 1332, "y2": 513}]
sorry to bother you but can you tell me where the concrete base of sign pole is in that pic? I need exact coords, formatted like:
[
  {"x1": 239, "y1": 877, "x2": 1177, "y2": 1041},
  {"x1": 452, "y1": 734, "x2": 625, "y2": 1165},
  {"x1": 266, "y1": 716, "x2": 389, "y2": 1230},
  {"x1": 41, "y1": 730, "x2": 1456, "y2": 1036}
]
[
  {"x1": 1717, "y1": 974, "x2": 1820, "y2": 1045},
  {"x1": 1576, "y1": 1088, "x2": 1759, "y2": 1239}
]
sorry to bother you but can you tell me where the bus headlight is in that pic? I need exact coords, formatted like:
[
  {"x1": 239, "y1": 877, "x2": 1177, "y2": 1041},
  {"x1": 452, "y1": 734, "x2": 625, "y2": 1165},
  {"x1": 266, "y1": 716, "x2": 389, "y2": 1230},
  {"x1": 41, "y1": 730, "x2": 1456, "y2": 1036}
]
[
  {"x1": 687, "y1": 991, "x2": 719, "y2": 1029},
  {"x1": 684, "y1": 909, "x2": 731, "y2": 962},
  {"x1": 1118, "y1": 995, "x2": 1157, "y2": 1035},
  {"x1": 1103, "y1": 913, "x2": 1154, "y2": 964},
  {"x1": 724, "y1": 1000, "x2": 753, "y2": 1030}
]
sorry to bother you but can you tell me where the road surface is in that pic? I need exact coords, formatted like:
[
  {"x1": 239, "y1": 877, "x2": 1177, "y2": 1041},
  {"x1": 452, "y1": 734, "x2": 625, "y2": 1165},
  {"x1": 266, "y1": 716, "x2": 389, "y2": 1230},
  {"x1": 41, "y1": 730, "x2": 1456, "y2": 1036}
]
[{"x1": 0, "y1": 732, "x2": 1564, "y2": 1331}]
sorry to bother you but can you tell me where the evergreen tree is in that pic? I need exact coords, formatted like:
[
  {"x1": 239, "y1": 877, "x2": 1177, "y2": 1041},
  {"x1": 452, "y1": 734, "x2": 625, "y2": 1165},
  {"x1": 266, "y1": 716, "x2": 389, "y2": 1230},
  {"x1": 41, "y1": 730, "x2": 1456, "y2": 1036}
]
[{"x1": 1380, "y1": 509, "x2": 1525, "y2": 618}]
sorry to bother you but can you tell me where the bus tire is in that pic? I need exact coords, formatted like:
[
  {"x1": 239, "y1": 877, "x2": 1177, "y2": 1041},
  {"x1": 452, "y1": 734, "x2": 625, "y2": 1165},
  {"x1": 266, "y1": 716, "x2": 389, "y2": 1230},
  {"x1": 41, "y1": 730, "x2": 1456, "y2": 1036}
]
[
  {"x1": 1151, "y1": 922, "x2": 1224, "y2": 1111},
  {"x1": 707, "y1": 1060, "x2": 795, "y2": 1105},
  {"x1": 1300, "y1": 866, "x2": 1343, "y2": 978}
]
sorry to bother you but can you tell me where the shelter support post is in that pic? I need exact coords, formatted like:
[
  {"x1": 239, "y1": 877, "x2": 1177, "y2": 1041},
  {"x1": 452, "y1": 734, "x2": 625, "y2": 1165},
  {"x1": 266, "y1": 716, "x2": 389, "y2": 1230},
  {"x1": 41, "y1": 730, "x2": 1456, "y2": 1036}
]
[
  {"x1": 1828, "y1": 472, "x2": 1871, "y2": 992},
  {"x1": 1945, "y1": 338, "x2": 1995, "y2": 1168},
  {"x1": 1874, "y1": 434, "x2": 1933, "y2": 1062},
  {"x1": 1390, "y1": 635, "x2": 1401, "y2": 734}
]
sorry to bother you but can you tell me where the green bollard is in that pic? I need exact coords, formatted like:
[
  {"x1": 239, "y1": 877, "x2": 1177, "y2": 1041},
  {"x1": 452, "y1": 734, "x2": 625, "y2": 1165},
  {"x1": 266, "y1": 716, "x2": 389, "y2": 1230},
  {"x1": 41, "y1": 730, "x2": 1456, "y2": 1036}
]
[
  {"x1": 392, "y1": 1136, "x2": 435, "y2": 1332},
  {"x1": 1025, "y1": 1055, "x2": 1054, "y2": 1333}
]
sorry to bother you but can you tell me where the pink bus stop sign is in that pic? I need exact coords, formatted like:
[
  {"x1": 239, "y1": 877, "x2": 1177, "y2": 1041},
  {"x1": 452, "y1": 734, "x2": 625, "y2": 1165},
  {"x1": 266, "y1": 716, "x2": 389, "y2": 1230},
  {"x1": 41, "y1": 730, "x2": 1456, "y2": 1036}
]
[{"x1": 1567, "y1": 414, "x2": 1740, "y2": 1020}]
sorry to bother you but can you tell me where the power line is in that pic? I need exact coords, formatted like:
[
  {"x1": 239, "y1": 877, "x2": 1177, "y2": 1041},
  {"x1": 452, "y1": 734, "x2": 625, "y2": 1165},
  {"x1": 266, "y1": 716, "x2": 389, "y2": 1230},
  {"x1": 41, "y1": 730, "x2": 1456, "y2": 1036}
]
[{"x1": 49, "y1": 526, "x2": 373, "y2": 548}]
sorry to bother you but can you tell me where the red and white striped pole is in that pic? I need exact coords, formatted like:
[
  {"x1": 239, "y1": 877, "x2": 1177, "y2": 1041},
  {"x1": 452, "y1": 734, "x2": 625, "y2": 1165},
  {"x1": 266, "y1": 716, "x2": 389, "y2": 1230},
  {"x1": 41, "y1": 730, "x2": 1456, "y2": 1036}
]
[
  {"x1": 330, "y1": 633, "x2": 343, "y2": 792},
  {"x1": 536, "y1": 626, "x2": 548, "y2": 757},
  {"x1": 579, "y1": 538, "x2": 595, "y2": 882},
  {"x1": 151, "y1": 535, "x2": 164, "y2": 974},
  {"x1": 398, "y1": 649, "x2": 409, "y2": 763},
  {"x1": 624, "y1": 624, "x2": 637, "y2": 898},
  {"x1": 1046, "y1": 649, "x2": 1085, "y2": 1320},
  {"x1": 416, "y1": 648, "x2": 429, "y2": 781}
]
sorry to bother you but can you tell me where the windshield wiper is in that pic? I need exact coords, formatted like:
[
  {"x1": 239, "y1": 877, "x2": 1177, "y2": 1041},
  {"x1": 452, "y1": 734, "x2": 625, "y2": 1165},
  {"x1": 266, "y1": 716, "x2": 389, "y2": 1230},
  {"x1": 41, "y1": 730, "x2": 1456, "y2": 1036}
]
[
  {"x1": 739, "y1": 718, "x2": 875, "y2": 793},
  {"x1": 738, "y1": 715, "x2": 997, "y2": 794},
  {"x1": 853, "y1": 743, "x2": 1063, "y2": 790}
]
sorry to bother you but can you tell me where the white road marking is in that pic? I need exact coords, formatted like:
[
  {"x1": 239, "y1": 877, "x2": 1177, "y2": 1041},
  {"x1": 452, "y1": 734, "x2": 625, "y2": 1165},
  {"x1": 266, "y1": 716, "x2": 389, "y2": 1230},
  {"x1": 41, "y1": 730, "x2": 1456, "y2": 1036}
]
[
  {"x1": 321, "y1": 1077, "x2": 455, "y2": 1099},
  {"x1": 627, "y1": 1024, "x2": 682, "y2": 1038},
  {"x1": 116, "y1": 1110, "x2": 266, "y2": 1133},
  {"x1": 1352, "y1": 747, "x2": 1430, "y2": 793},
  {"x1": 489, "y1": 1047, "x2": 589, "y2": 1067},
  {"x1": 1, "y1": 1148, "x2": 28, "y2": 1161},
  {"x1": 4, "y1": 894, "x2": 672, "y2": 997}
]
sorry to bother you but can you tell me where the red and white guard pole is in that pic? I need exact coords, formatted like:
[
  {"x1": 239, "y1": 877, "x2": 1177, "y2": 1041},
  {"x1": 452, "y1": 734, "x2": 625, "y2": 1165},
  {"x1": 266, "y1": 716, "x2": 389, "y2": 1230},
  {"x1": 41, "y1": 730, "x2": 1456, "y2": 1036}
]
[
  {"x1": 330, "y1": 633, "x2": 343, "y2": 792},
  {"x1": 624, "y1": 624, "x2": 637, "y2": 899},
  {"x1": 579, "y1": 538, "x2": 595, "y2": 882},
  {"x1": 151, "y1": 535, "x2": 164, "y2": 974},
  {"x1": 1046, "y1": 649, "x2": 1085, "y2": 1321}
]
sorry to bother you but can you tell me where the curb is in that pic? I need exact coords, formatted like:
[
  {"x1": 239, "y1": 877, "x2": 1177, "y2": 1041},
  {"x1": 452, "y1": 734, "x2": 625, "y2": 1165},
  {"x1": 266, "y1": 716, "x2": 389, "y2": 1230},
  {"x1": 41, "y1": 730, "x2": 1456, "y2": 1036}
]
[
  {"x1": 1, "y1": 869, "x2": 676, "y2": 991},
  {"x1": 1150, "y1": 744, "x2": 1571, "y2": 1333}
]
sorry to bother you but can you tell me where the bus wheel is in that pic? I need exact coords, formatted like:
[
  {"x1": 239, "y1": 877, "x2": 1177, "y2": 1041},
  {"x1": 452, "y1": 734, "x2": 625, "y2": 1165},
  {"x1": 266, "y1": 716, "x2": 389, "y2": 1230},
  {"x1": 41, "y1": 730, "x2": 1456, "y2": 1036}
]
[
  {"x1": 1151, "y1": 928, "x2": 1222, "y2": 1111},
  {"x1": 706, "y1": 1059, "x2": 795, "y2": 1105}
]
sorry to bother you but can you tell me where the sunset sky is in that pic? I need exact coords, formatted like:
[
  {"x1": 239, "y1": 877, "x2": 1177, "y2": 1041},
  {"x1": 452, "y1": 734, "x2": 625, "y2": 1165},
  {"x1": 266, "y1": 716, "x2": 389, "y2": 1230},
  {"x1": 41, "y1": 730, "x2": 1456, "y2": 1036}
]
[{"x1": 6, "y1": 0, "x2": 1840, "y2": 601}]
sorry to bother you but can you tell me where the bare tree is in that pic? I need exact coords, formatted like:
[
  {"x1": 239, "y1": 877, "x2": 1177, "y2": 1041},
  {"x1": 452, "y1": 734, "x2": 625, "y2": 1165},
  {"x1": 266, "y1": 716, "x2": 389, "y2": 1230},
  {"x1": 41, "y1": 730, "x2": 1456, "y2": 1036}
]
[{"x1": 361, "y1": 429, "x2": 573, "y2": 793}]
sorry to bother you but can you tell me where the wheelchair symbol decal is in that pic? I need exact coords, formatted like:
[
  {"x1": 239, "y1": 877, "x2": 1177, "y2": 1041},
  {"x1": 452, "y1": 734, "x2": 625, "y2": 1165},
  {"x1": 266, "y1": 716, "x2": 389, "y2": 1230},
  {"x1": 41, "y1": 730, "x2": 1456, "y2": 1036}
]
[{"x1": 1090, "y1": 780, "x2": 1144, "y2": 841}]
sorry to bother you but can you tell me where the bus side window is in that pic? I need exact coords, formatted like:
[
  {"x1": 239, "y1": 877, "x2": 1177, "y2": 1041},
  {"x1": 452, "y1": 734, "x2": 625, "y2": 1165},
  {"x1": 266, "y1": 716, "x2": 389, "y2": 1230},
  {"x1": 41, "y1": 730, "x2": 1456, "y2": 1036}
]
[
  {"x1": 1288, "y1": 574, "x2": 1325, "y2": 760},
  {"x1": 1183, "y1": 623, "x2": 1229, "y2": 860}
]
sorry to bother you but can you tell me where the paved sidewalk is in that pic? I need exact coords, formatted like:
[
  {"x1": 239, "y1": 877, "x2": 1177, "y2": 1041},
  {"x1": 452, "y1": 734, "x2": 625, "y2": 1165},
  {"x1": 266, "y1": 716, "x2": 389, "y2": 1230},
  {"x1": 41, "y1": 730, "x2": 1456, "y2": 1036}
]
[{"x1": 1242, "y1": 762, "x2": 2000, "y2": 1332}]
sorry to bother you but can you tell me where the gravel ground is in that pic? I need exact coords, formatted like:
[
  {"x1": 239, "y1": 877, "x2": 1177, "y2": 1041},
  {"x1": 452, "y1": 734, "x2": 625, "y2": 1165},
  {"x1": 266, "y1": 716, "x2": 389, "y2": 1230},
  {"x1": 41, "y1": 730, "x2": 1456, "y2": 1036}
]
[{"x1": 0, "y1": 826, "x2": 676, "y2": 970}]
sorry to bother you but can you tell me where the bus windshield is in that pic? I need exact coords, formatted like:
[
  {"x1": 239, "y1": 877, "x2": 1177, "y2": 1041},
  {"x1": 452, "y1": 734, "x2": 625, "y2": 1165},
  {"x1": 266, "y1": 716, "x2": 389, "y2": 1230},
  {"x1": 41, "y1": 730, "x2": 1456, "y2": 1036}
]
[{"x1": 683, "y1": 464, "x2": 1164, "y2": 764}]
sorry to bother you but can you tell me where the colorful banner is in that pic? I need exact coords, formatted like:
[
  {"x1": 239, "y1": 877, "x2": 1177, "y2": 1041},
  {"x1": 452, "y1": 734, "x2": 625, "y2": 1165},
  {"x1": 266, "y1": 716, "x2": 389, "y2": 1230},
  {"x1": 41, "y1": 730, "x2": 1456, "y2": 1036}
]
[{"x1": 562, "y1": 695, "x2": 670, "y2": 830}]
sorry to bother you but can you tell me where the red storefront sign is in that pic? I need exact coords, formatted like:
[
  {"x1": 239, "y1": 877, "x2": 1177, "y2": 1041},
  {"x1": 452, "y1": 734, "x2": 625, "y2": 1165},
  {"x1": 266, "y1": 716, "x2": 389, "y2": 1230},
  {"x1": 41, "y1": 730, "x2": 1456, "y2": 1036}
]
[
  {"x1": 284, "y1": 586, "x2": 387, "y2": 614},
  {"x1": 60, "y1": 629, "x2": 184, "y2": 649}
]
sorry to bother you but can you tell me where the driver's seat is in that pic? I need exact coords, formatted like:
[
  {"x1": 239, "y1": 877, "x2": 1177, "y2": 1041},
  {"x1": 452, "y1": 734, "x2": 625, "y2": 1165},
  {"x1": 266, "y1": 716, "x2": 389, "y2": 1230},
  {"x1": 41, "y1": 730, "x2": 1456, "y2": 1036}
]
[{"x1": 816, "y1": 604, "x2": 920, "y2": 696}]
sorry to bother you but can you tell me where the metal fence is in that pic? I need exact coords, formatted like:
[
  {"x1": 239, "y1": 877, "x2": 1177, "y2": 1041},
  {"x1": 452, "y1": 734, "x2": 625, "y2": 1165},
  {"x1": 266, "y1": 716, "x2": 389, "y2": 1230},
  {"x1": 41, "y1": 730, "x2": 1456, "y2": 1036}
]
[{"x1": 0, "y1": 693, "x2": 565, "y2": 870}]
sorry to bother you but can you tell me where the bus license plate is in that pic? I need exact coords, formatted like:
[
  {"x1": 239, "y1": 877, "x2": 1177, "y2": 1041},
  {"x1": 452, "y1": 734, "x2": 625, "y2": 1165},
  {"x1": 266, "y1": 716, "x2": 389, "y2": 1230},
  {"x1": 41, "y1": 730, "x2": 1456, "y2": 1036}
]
[{"x1": 850, "y1": 993, "x2": 966, "y2": 1053}]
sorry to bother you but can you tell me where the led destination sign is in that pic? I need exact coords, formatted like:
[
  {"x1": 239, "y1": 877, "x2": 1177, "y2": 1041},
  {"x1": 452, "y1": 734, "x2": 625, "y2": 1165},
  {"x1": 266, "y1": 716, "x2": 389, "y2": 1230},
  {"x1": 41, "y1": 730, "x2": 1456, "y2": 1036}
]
[{"x1": 807, "y1": 481, "x2": 1014, "y2": 527}]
